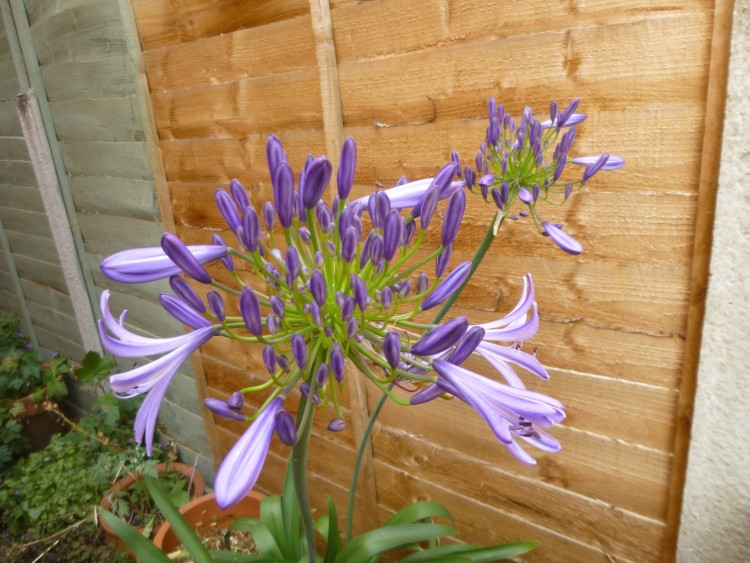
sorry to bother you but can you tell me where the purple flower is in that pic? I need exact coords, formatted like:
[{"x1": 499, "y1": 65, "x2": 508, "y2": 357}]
[
  {"x1": 432, "y1": 359, "x2": 564, "y2": 464},
  {"x1": 411, "y1": 316, "x2": 468, "y2": 356},
  {"x1": 301, "y1": 156, "x2": 333, "y2": 209},
  {"x1": 169, "y1": 276, "x2": 205, "y2": 312},
  {"x1": 215, "y1": 397, "x2": 283, "y2": 508},
  {"x1": 99, "y1": 291, "x2": 216, "y2": 454},
  {"x1": 101, "y1": 243, "x2": 226, "y2": 284},
  {"x1": 230, "y1": 179, "x2": 251, "y2": 210},
  {"x1": 571, "y1": 155, "x2": 625, "y2": 171},
  {"x1": 275, "y1": 409, "x2": 298, "y2": 446},
  {"x1": 337, "y1": 136, "x2": 357, "y2": 200},
  {"x1": 205, "y1": 397, "x2": 247, "y2": 421},
  {"x1": 215, "y1": 189, "x2": 241, "y2": 234},
  {"x1": 421, "y1": 261, "x2": 471, "y2": 310},
  {"x1": 240, "y1": 286, "x2": 262, "y2": 336},
  {"x1": 542, "y1": 222, "x2": 583, "y2": 255},
  {"x1": 159, "y1": 294, "x2": 212, "y2": 329}
]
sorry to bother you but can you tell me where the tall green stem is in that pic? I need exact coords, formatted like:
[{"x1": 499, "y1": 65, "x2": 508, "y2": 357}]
[
  {"x1": 431, "y1": 213, "x2": 503, "y2": 324},
  {"x1": 292, "y1": 397, "x2": 316, "y2": 562}
]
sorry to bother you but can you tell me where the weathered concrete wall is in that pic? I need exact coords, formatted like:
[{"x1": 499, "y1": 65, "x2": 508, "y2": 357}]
[{"x1": 677, "y1": 1, "x2": 750, "y2": 561}]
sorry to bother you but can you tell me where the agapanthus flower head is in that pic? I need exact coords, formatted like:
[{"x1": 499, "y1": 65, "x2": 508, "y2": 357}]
[{"x1": 100, "y1": 134, "x2": 566, "y2": 507}]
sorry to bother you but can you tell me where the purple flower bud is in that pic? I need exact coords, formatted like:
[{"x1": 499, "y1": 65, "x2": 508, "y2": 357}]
[
  {"x1": 263, "y1": 344, "x2": 277, "y2": 373},
  {"x1": 285, "y1": 246, "x2": 300, "y2": 280},
  {"x1": 564, "y1": 184, "x2": 573, "y2": 200},
  {"x1": 416, "y1": 185, "x2": 439, "y2": 230},
  {"x1": 292, "y1": 191, "x2": 301, "y2": 221},
  {"x1": 346, "y1": 317, "x2": 358, "y2": 339},
  {"x1": 397, "y1": 279, "x2": 411, "y2": 298},
  {"x1": 161, "y1": 232, "x2": 213, "y2": 284},
  {"x1": 228, "y1": 391, "x2": 244, "y2": 410},
  {"x1": 542, "y1": 221, "x2": 583, "y2": 255},
  {"x1": 277, "y1": 354, "x2": 290, "y2": 371},
  {"x1": 327, "y1": 418, "x2": 345, "y2": 432},
  {"x1": 433, "y1": 162, "x2": 458, "y2": 198},
  {"x1": 207, "y1": 290, "x2": 225, "y2": 321},
  {"x1": 205, "y1": 398, "x2": 246, "y2": 421},
  {"x1": 169, "y1": 276, "x2": 206, "y2": 312},
  {"x1": 270, "y1": 296, "x2": 285, "y2": 318},
  {"x1": 338, "y1": 206, "x2": 353, "y2": 238},
  {"x1": 337, "y1": 136, "x2": 357, "y2": 200},
  {"x1": 518, "y1": 187, "x2": 533, "y2": 205},
  {"x1": 403, "y1": 219, "x2": 416, "y2": 245},
  {"x1": 266, "y1": 313, "x2": 279, "y2": 334},
  {"x1": 549, "y1": 100, "x2": 558, "y2": 123},
  {"x1": 331, "y1": 342, "x2": 345, "y2": 382},
  {"x1": 215, "y1": 189, "x2": 241, "y2": 234},
  {"x1": 475, "y1": 152, "x2": 483, "y2": 174},
  {"x1": 383, "y1": 210, "x2": 403, "y2": 261},
  {"x1": 159, "y1": 294, "x2": 211, "y2": 329},
  {"x1": 464, "y1": 166, "x2": 476, "y2": 189},
  {"x1": 315, "y1": 363, "x2": 329, "y2": 387},
  {"x1": 411, "y1": 316, "x2": 469, "y2": 356},
  {"x1": 435, "y1": 243, "x2": 452, "y2": 278},
  {"x1": 368, "y1": 192, "x2": 382, "y2": 229},
  {"x1": 230, "y1": 179, "x2": 251, "y2": 210},
  {"x1": 263, "y1": 202, "x2": 275, "y2": 232},
  {"x1": 416, "y1": 272, "x2": 429, "y2": 294},
  {"x1": 342, "y1": 226, "x2": 358, "y2": 263},
  {"x1": 266, "y1": 134, "x2": 286, "y2": 174},
  {"x1": 486, "y1": 116, "x2": 500, "y2": 146},
  {"x1": 491, "y1": 188, "x2": 504, "y2": 210},
  {"x1": 302, "y1": 156, "x2": 333, "y2": 209},
  {"x1": 292, "y1": 333, "x2": 307, "y2": 369},
  {"x1": 275, "y1": 410, "x2": 297, "y2": 446},
  {"x1": 441, "y1": 188, "x2": 465, "y2": 247},
  {"x1": 552, "y1": 154, "x2": 567, "y2": 182},
  {"x1": 351, "y1": 274, "x2": 368, "y2": 311},
  {"x1": 448, "y1": 326, "x2": 485, "y2": 365},
  {"x1": 300, "y1": 382, "x2": 321, "y2": 405},
  {"x1": 341, "y1": 295, "x2": 355, "y2": 320},
  {"x1": 369, "y1": 232, "x2": 384, "y2": 263},
  {"x1": 533, "y1": 183, "x2": 540, "y2": 202},
  {"x1": 572, "y1": 155, "x2": 625, "y2": 171},
  {"x1": 383, "y1": 331, "x2": 401, "y2": 369},
  {"x1": 381, "y1": 286, "x2": 393, "y2": 311},
  {"x1": 240, "y1": 206, "x2": 261, "y2": 252},
  {"x1": 316, "y1": 202, "x2": 332, "y2": 233},
  {"x1": 273, "y1": 162, "x2": 295, "y2": 228},
  {"x1": 500, "y1": 182, "x2": 510, "y2": 205},
  {"x1": 298, "y1": 227, "x2": 311, "y2": 243},
  {"x1": 421, "y1": 261, "x2": 471, "y2": 310},
  {"x1": 556, "y1": 98, "x2": 581, "y2": 127},
  {"x1": 375, "y1": 190, "x2": 391, "y2": 225},
  {"x1": 410, "y1": 383, "x2": 446, "y2": 405},
  {"x1": 212, "y1": 234, "x2": 235, "y2": 271},
  {"x1": 487, "y1": 96, "x2": 496, "y2": 121},
  {"x1": 310, "y1": 270, "x2": 327, "y2": 307},
  {"x1": 582, "y1": 154, "x2": 610, "y2": 182},
  {"x1": 240, "y1": 286, "x2": 262, "y2": 336}
]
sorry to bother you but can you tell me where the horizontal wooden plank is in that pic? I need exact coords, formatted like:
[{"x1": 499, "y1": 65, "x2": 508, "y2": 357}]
[
  {"x1": 158, "y1": 399, "x2": 211, "y2": 455},
  {"x1": 0, "y1": 101, "x2": 22, "y2": 136},
  {"x1": 59, "y1": 140, "x2": 151, "y2": 180},
  {"x1": 0, "y1": 57, "x2": 21, "y2": 102},
  {"x1": 77, "y1": 213, "x2": 163, "y2": 257},
  {"x1": 12, "y1": 254, "x2": 68, "y2": 294},
  {"x1": 50, "y1": 96, "x2": 146, "y2": 142},
  {"x1": 372, "y1": 420, "x2": 666, "y2": 561},
  {"x1": 20, "y1": 277, "x2": 76, "y2": 318},
  {"x1": 69, "y1": 175, "x2": 160, "y2": 220},
  {"x1": 29, "y1": 0, "x2": 127, "y2": 65},
  {"x1": 0, "y1": 136, "x2": 29, "y2": 161},
  {"x1": 0, "y1": 183, "x2": 45, "y2": 213},
  {"x1": 24, "y1": 0, "x2": 103, "y2": 26},
  {"x1": 25, "y1": 297, "x2": 81, "y2": 341},
  {"x1": 7, "y1": 230, "x2": 61, "y2": 265},
  {"x1": 152, "y1": 68, "x2": 323, "y2": 140},
  {"x1": 133, "y1": 0, "x2": 309, "y2": 49},
  {"x1": 144, "y1": 15, "x2": 317, "y2": 92},
  {"x1": 0, "y1": 159, "x2": 37, "y2": 186},
  {"x1": 41, "y1": 55, "x2": 138, "y2": 101},
  {"x1": 0, "y1": 206, "x2": 52, "y2": 238},
  {"x1": 34, "y1": 324, "x2": 85, "y2": 361}
]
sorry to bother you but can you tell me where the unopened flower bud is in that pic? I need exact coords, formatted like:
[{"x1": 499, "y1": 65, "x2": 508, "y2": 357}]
[
  {"x1": 292, "y1": 333, "x2": 307, "y2": 369},
  {"x1": 421, "y1": 261, "x2": 471, "y2": 310},
  {"x1": 449, "y1": 326, "x2": 485, "y2": 365},
  {"x1": 228, "y1": 391, "x2": 244, "y2": 410},
  {"x1": 161, "y1": 233, "x2": 213, "y2": 284},
  {"x1": 263, "y1": 344, "x2": 277, "y2": 374},
  {"x1": 275, "y1": 410, "x2": 298, "y2": 446},
  {"x1": 212, "y1": 234, "x2": 234, "y2": 271},
  {"x1": 411, "y1": 316, "x2": 469, "y2": 356},
  {"x1": 315, "y1": 363, "x2": 329, "y2": 387},
  {"x1": 441, "y1": 189, "x2": 466, "y2": 247},
  {"x1": 542, "y1": 221, "x2": 582, "y2": 255},
  {"x1": 263, "y1": 201, "x2": 275, "y2": 231},
  {"x1": 240, "y1": 286, "x2": 262, "y2": 336},
  {"x1": 346, "y1": 317, "x2": 358, "y2": 340},
  {"x1": 204, "y1": 397, "x2": 246, "y2": 421},
  {"x1": 416, "y1": 272, "x2": 429, "y2": 294},
  {"x1": 215, "y1": 189, "x2": 241, "y2": 234},
  {"x1": 384, "y1": 331, "x2": 401, "y2": 369},
  {"x1": 435, "y1": 244, "x2": 452, "y2": 278},
  {"x1": 310, "y1": 270, "x2": 327, "y2": 307},
  {"x1": 337, "y1": 136, "x2": 357, "y2": 200},
  {"x1": 302, "y1": 156, "x2": 333, "y2": 209},
  {"x1": 327, "y1": 418, "x2": 345, "y2": 432},
  {"x1": 159, "y1": 294, "x2": 210, "y2": 329},
  {"x1": 230, "y1": 178, "x2": 251, "y2": 210},
  {"x1": 273, "y1": 162, "x2": 295, "y2": 228},
  {"x1": 169, "y1": 276, "x2": 206, "y2": 312},
  {"x1": 331, "y1": 342, "x2": 345, "y2": 382},
  {"x1": 207, "y1": 290, "x2": 225, "y2": 321}
]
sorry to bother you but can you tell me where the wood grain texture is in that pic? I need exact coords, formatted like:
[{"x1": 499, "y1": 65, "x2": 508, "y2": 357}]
[{"x1": 127, "y1": 0, "x2": 729, "y2": 559}]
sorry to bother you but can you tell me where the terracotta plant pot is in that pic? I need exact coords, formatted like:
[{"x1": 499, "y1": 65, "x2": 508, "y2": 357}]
[
  {"x1": 12, "y1": 391, "x2": 68, "y2": 452},
  {"x1": 99, "y1": 462, "x2": 205, "y2": 555},
  {"x1": 153, "y1": 490, "x2": 263, "y2": 553}
]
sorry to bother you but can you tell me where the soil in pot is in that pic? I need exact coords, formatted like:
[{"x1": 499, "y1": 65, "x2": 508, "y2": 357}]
[{"x1": 154, "y1": 491, "x2": 263, "y2": 555}]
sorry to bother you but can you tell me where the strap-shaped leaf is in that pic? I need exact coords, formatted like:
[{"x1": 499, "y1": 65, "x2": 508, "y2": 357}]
[
  {"x1": 401, "y1": 541, "x2": 539, "y2": 562},
  {"x1": 337, "y1": 523, "x2": 457, "y2": 563},
  {"x1": 98, "y1": 508, "x2": 171, "y2": 563},
  {"x1": 231, "y1": 518, "x2": 284, "y2": 560},
  {"x1": 144, "y1": 477, "x2": 212, "y2": 563},
  {"x1": 281, "y1": 462, "x2": 301, "y2": 554},
  {"x1": 260, "y1": 494, "x2": 287, "y2": 553},
  {"x1": 322, "y1": 496, "x2": 339, "y2": 563},
  {"x1": 383, "y1": 501, "x2": 453, "y2": 527}
]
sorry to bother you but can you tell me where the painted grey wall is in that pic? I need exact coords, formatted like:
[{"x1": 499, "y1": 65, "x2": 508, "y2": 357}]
[{"x1": 677, "y1": 1, "x2": 750, "y2": 561}]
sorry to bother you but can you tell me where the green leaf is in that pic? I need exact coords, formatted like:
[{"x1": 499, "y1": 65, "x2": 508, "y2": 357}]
[
  {"x1": 231, "y1": 518, "x2": 284, "y2": 560},
  {"x1": 383, "y1": 501, "x2": 454, "y2": 527},
  {"x1": 400, "y1": 541, "x2": 539, "y2": 562},
  {"x1": 337, "y1": 523, "x2": 457, "y2": 563},
  {"x1": 281, "y1": 463, "x2": 301, "y2": 556},
  {"x1": 76, "y1": 352, "x2": 115, "y2": 383},
  {"x1": 99, "y1": 508, "x2": 172, "y2": 562},
  {"x1": 322, "y1": 496, "x2": 339, "y2": 563},
  {"x1": 144, "y1": 477, "x2": 213, "y2": 563},
  {"x1": 260, "y1": 494, "x2": 288, "y2": 554}
]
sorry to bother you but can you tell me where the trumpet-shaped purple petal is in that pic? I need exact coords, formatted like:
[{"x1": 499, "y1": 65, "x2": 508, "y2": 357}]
[
  {"x1": 432, "y1": 359, "x2": 563, "y2": 464},
  {"x1": 215, "y1": 397, "x2": 283, "y2": 508},
  {"x1": 133, "y1": 373, "x2": 173, "y2": 456},
  {"x1": 542, "y1": 222, "x2": 583, "y2": 255},
  {"x1": 421, "y1": 261, "x2": 471, "y2": 310},
  {"x1": 475, "y1": 341, "x2": 549, "y2": 387},
  {"x1": 101, "y1": 243, "x2": 227, "y2": 284}
]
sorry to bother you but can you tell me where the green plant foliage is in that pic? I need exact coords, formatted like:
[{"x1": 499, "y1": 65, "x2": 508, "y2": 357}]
[{"x1": 0, "y1": 406, "x2": 28, "y2": 473}]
